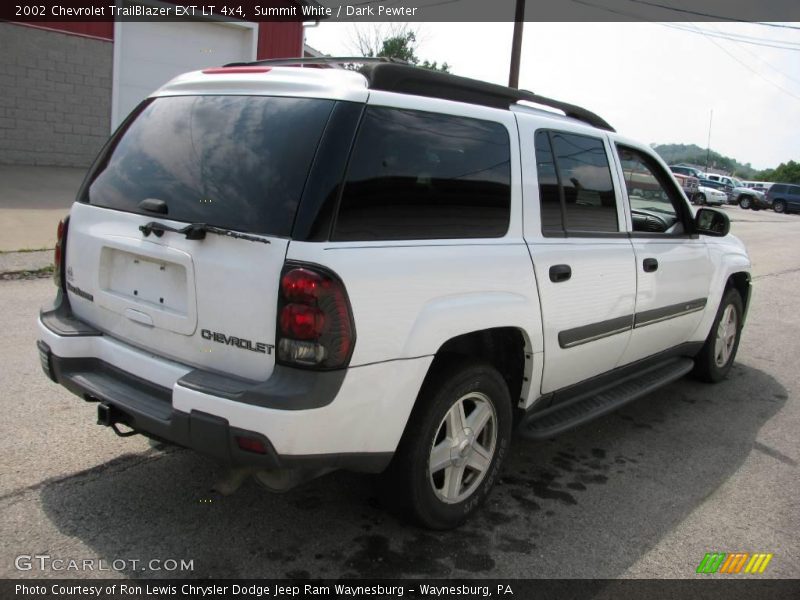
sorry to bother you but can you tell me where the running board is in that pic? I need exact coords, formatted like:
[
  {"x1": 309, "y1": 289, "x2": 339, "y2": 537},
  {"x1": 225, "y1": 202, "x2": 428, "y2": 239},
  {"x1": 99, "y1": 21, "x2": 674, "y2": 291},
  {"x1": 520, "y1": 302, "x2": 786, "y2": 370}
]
[{"x1": 518, "y1": 358, "x2": 694, "y2": 440}]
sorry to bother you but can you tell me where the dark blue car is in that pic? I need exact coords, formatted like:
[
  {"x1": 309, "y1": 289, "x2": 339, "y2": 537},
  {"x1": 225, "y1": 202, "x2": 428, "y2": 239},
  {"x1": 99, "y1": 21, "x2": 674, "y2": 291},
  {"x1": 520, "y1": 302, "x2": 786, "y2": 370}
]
[{"x1": 767, "y1": 184, "x2": 800, "y2": 214}]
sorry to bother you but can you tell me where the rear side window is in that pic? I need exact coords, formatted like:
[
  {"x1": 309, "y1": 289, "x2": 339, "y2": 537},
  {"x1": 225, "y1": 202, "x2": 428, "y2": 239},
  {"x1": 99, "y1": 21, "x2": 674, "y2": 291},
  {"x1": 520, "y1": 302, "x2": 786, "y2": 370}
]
[
  {"x1": 82, "y1": 96, "x2": 335, "y2": 237},
  {"x1": 770, "y1": 184, "x2": 787, "y2": 194},
  {"x1": 332, "y1": 107, "x2": 511, "y2": 241},
  {"x1": 534, "y1": 130, "x2": 618, "y2": 234}
]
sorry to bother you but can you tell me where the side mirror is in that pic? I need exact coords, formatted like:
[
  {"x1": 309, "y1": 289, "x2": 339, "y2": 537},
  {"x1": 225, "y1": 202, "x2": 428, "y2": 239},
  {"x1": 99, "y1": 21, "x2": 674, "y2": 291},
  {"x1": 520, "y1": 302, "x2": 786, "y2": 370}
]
[{"x1": 695, "y1": 208, "x2": 730, "y2": 237}]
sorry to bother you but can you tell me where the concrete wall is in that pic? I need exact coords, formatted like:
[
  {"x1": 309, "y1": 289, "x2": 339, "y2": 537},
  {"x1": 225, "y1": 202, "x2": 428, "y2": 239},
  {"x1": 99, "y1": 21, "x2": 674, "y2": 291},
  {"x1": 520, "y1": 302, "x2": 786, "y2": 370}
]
[{"x1": 0, "y1": 23, "x2": 112, "y2": 168}]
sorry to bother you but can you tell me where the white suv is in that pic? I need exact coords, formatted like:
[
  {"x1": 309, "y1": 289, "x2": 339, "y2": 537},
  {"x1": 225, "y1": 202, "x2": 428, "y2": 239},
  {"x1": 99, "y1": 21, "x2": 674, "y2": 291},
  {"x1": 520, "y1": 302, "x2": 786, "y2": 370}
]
[{"x1": 37, "y1": 59, "x2": 752, "y2": 529}]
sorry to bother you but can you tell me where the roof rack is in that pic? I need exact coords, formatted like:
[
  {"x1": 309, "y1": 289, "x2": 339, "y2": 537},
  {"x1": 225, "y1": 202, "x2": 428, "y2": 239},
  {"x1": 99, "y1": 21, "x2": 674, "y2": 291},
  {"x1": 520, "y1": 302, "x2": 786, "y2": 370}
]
[
  {"x1": 360, "y1": 63, "x2": 615, "y2": 132},
  {"x1": 223, "y1": 56, "x2": 409, "y2": 67},
  {"x1": 219, "y1": 58, "x2": 614, "y2": 132}
]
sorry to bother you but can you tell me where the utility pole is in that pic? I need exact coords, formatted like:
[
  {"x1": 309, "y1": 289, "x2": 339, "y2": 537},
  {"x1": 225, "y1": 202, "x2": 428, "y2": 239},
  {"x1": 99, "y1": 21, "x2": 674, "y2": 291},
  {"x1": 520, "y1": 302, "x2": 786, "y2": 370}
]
[
  {"x1": 705, "y1": 109, "x2": 713, "y2": 173},
  {"x1": 508, "y1": 0, "x2": 525, "y2": 88}
]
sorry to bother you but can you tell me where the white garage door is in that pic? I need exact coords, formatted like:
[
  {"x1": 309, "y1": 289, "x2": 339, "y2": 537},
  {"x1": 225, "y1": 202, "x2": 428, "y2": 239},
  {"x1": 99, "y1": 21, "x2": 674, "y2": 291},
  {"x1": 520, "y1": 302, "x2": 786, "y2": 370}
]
[{"x1": 112, "y1": 19, "x2": 257, "y2": 128}]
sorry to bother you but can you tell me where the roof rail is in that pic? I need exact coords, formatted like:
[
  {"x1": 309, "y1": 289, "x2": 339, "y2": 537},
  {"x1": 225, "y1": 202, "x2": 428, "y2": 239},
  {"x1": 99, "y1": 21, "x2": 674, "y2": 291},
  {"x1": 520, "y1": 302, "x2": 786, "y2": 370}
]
[
  {"x1": 223, "y1": 56, "x2": 410, "y2": 67},
  {"x1": 219, "y1": 58, "x2": 614, "y2": 132},
  {"x1": 360, "y1": 63, "x2": 615, "y2": 132}
]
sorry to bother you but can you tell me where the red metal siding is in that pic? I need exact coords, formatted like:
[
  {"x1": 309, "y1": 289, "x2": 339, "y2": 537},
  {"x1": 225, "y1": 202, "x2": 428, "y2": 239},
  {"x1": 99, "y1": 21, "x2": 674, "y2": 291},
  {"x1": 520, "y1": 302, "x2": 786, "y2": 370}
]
[{"x1": 257, "y1": 22, "x2": 304, "y2": 59}]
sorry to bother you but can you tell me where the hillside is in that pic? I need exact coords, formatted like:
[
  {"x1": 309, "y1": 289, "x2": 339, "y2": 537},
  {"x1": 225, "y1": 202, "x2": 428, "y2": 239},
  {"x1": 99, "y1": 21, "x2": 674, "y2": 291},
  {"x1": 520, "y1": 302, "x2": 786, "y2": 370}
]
[{"x1": 651, "y1": 143, "x2": 757, "y2": 179}]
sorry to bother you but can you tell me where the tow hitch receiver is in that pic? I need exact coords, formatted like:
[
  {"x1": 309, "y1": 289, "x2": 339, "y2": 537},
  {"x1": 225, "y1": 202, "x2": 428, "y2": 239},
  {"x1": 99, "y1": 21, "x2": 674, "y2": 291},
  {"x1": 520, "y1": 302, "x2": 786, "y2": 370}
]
[
  {"x1": 97, "y1": 402, "x2": 113, "y2": 426},
  {"x1": 96, "y1": 402, "x2": 138, "y2": 437}
]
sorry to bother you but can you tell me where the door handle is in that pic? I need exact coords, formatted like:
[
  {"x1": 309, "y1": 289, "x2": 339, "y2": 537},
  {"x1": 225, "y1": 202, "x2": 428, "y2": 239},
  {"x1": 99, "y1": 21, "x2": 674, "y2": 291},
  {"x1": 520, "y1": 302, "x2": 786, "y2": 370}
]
[
  {"x1": 643, "y1": 258, "x2": 659, "y2": 273},
  {"x1": 549, "y1": 264, "x2": 572, "y2": 283}
]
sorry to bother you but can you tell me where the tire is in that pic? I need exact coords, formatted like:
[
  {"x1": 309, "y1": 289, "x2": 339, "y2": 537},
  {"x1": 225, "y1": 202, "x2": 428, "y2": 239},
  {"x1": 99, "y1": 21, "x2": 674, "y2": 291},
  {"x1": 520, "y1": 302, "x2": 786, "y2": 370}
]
[
  {"x1": 695, "y1": 193, "x2": 706, "y2": 206},
  {"x1": 692, "y1": 288, "x2": 743, "y2": 383},
  {"x1": 384, "y1": 360, "x2": 512, "y2": 529},
  {"x1": 773, "y1": 200, "x2": 786, "y2": 213},
  {"x1": 739, "y1": 196, "x2": 751, "y2": 209}
]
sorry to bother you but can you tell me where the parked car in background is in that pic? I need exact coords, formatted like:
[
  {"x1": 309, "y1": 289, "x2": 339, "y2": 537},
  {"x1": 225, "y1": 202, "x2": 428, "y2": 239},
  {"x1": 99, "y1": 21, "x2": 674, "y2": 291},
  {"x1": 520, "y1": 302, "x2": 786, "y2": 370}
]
[
  {"x1": 767, "y1": 183, "x2": 800, "y2": 214},
  {"x1": 704, "y1": 174, "x2": 735, "y2": 202},
  {"x1": 730, "y1": 178, "x2": 768, "y2": 210},
  {"x1": 670, "y1": 165, "x2": 705, "y2": 179},
  {"x1": 694, "y1": 184, "x2": 727, "y2": 206},
  {"x1": 743, "y1": 181, "x2": 774, "y2": 195},
  {"x1": 671, "y1": 172, "x2": 700, "y2": 201}
]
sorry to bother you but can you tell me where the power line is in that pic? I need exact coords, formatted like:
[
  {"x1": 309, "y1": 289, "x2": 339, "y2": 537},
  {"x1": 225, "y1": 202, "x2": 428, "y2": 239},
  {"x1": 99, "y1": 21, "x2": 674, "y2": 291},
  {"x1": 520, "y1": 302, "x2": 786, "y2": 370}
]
[
  {"x1": 571, "y1": 0, "x2": 800, "y2": 51},
  {"x1": 625, "y1": 0, "x2": 800, "y2": 30},
  {"x1": 705, "y1": 22, "x2": 800, "y2": 87},
  {"x1": 658, "y1": 22, "x2": 800, "y2": 51},
  {"x1": 684, "y1": 22, "x2": 800, "y2": 103}
]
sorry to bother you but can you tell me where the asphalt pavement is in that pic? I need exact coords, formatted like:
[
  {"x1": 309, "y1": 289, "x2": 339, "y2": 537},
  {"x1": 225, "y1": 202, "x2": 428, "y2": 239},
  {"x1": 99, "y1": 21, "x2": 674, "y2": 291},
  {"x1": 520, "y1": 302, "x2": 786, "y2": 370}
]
[{"x1": 0, "y1": 205, "x2": 798, "y2": 579}]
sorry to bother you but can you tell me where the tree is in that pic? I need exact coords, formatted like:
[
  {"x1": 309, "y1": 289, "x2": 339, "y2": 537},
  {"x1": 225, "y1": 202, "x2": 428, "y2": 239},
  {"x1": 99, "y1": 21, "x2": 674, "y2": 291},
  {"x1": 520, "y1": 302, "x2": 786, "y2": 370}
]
[
  {"x1": 758, "y1": 160, "x2": 800, "y2": 184},
  {"x1": 351, "y1": 25, "x2": 450, "y2": 72}
]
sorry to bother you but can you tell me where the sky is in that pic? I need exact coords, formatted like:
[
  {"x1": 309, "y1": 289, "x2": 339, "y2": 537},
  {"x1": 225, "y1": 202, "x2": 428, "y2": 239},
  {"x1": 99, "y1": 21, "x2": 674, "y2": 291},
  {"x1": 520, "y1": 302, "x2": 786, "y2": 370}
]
[{"x1": 305, "y1": 22, "x2": 800, "y2": 171}]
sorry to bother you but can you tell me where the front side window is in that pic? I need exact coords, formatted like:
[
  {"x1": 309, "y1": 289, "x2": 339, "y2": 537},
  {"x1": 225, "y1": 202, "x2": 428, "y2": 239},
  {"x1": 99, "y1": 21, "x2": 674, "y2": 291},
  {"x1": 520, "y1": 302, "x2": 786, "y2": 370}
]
[
  {"x1": 534, "y1": 130, "x2": 618, "y2": 234},
  {"x1": 617, "y1": 145, "x2": 686, "y2": 233},
  {"x1": 332, "y1": 107, "x2": 511, "y2": 241}
]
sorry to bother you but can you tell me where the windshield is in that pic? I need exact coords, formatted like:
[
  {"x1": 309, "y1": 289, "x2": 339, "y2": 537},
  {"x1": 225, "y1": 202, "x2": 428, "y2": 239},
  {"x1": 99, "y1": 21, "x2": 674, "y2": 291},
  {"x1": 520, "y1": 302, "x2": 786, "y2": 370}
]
[{"x1": 81, "y1": 95, "x2": 335, "y2": 237}]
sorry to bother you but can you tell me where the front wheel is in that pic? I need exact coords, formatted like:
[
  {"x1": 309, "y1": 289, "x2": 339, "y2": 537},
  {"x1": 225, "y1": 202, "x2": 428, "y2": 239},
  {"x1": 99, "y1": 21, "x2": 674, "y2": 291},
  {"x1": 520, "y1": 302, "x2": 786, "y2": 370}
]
[
  {"x1": 739, "y1": 196, "x2": 751, "y2": 209},
  {"x1": 384, "y1": 360, "x2": 512, "y2": 529},
  {"x1": 773, "y1": 200, "x2": 786, "y2": 213},
  {"x1": 693, "y1": 288, "x2": 743, "y2": 382}
]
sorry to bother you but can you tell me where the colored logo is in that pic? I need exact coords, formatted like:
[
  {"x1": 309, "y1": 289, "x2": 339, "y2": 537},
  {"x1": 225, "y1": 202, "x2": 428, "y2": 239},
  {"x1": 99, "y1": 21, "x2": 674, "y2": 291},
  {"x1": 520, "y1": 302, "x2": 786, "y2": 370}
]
[{"x1": 696, "y1": 552, "x2": 774, "y2": 574}]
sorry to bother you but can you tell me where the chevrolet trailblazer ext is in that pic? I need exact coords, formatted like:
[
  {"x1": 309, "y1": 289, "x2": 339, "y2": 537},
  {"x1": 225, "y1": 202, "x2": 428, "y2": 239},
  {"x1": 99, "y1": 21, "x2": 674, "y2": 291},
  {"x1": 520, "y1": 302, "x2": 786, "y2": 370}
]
[{"x1": 37, "y1": 60, "x2": 751, "y2": 529}]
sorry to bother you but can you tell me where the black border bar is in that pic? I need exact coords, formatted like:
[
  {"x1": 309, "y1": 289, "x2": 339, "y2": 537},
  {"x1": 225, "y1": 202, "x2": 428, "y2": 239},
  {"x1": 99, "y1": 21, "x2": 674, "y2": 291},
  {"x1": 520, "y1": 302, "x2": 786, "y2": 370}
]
[
  {"x1": 3, "y1": 0, "x2": 800, "y2": 23},
  {"x1": 4, "y1": 578, "x2": 800, "y2": 600}
]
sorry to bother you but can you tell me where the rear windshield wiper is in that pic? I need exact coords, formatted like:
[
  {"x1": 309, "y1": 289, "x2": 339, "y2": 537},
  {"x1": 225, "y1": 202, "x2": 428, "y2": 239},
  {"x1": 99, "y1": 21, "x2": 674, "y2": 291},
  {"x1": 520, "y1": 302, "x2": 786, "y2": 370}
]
[{"x1": 139, "y1": 221, "x2": 270, "y2": 244}]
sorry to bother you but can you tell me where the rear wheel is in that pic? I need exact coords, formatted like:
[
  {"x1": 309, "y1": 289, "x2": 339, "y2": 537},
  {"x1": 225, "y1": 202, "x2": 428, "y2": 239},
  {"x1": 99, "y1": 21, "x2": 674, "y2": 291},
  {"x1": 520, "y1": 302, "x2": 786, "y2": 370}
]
[
  {"x1": 739, "y1": 196, "x2": 751, "y2": 209},
  {"x1": 694, "y1": 193, "x2": 706, "y2": 205},
  {"x1": 693, "y1": 288, "x2": 743, "y2": 383},
  {"x1": 384, "y1": 360, "x2": 512, "y2": 529},
  {"x1": 773, "y1": 199, "x2": 786, "y2": 213}
]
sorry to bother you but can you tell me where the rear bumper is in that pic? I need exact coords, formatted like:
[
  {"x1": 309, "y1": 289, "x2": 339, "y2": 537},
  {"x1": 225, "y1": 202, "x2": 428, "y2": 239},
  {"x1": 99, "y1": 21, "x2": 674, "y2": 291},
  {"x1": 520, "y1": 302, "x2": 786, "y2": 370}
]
[
  {"x1": 38, "y1": 339, "x2": 289, "y2": 469},
  {"x1": 37, "y1": 298, "x2": 431, "y2": 473}
]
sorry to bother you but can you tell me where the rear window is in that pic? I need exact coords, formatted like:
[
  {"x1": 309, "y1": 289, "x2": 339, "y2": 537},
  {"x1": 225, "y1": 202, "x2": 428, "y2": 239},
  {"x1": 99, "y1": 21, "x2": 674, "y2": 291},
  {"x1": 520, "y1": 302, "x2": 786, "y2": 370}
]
[
  {"x1": 332, "y1": 107, "x2": 511, "y2": 241},
  {"x1": 81, "y1": 95, "x2": 335, "y2": 237}
]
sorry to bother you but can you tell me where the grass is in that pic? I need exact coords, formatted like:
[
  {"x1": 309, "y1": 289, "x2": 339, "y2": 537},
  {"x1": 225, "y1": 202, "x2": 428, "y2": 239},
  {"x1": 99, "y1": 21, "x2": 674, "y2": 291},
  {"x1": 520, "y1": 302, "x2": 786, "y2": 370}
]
[
  {"x1": 0, "y1": 264, "x2": 55, "y2": 280},
  {"x1": 0, "y1": 247, "x2": 53, "y2": 254}
]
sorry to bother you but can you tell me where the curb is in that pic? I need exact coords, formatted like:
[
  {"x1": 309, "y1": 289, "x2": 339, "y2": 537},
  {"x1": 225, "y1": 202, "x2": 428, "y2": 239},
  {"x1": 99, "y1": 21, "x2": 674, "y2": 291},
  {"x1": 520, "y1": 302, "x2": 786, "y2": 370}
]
[{"x1": 0, "y1": 249, "x2": 54, "y2": 278}]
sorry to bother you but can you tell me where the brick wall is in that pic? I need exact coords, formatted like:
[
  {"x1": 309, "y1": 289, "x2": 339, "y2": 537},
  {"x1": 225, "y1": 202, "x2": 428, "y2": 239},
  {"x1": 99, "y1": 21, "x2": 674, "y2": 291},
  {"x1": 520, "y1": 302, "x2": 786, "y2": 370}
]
[{"x1": 0, "y1": 23, "x2": 112, "y2": 167}]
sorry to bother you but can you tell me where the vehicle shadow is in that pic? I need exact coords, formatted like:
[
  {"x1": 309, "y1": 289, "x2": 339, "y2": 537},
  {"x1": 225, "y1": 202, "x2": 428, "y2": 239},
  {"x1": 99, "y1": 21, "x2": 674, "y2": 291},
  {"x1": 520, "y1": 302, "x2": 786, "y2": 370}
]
[{"x1": 39, "y1": 362, "x2": 787, "y2": 579}]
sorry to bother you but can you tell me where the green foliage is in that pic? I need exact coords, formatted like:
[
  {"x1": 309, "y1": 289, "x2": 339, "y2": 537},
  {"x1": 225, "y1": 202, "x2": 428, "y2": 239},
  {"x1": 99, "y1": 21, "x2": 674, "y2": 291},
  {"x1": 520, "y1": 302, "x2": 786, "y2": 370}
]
[
  {"x1": 651, "y1": 143, "x2": 757, "y2": 178},
  {"x1": 758, "y1": 160, "x2": 800, "y2": 184},
  {"x1": 358, "y1": 29, "x2": 450, "y2": 73}
]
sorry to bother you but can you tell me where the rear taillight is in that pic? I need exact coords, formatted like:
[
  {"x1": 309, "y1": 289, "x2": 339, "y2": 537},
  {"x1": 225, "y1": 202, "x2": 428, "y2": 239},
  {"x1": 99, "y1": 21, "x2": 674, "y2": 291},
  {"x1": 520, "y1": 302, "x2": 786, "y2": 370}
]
[
  {"x1": 53, "y1": 217, "x2": 68, "y2": 289},
  {"x1": 277, "y1": 264, "x2": 355, "y2": 369}
]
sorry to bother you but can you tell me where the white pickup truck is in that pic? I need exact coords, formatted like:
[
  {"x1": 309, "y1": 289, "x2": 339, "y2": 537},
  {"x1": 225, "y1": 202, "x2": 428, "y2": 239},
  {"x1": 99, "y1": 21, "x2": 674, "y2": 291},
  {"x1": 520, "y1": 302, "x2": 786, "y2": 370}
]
[{"x1": 37, "y1": 59, "x2": 752, "y2": 529}]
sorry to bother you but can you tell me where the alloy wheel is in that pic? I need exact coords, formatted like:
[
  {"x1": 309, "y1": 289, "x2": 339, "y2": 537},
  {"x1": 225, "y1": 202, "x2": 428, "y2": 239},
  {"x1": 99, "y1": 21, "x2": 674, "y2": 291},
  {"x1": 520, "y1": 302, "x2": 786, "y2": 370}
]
[
  {"x1": 428, "y1": 392, "x2": 498, "y2": 504},
  {"x1": 714, "y1": 304, "x2": 738, "y2": 367}
]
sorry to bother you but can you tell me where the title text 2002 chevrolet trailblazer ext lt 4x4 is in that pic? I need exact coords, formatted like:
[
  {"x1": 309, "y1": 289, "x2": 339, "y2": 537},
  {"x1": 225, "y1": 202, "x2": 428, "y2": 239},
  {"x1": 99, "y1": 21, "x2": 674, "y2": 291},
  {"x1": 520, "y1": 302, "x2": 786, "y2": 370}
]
[{"x1": 37, "y1": 59, "x2": 751, "y2": 529}]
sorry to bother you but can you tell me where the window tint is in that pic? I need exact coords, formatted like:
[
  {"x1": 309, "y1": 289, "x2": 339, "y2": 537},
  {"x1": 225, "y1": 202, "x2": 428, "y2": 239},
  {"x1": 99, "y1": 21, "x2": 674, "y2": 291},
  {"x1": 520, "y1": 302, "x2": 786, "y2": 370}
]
[
  {"x1": 771, "y1": 184, "x2": 787, "y2": 194},
  {"x1": 82, "y1": 96, "x2": 335, "y2": 237},
  {"x1": 535, "y1": 131, "x2": 562, "y2": 233},
  {"x1": 534, "y1": 130, "x2": 618, "y2": 234},
  {"x1": 332, "y1": 107, "x2": 511, "y2": 241}
]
